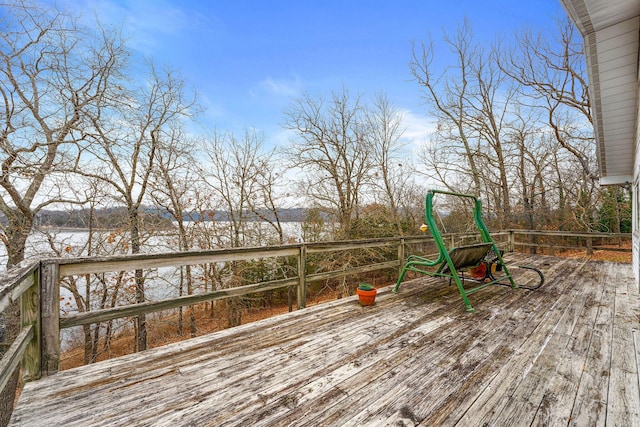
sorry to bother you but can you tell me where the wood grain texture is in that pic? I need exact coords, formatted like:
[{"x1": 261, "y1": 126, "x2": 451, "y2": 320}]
[{"x1": 8, "y1": 254, "x2": 639, "y2": 426}]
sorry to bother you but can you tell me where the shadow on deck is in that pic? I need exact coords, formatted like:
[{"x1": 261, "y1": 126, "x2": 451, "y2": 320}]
[{"x1": 9, "y1": 254, "x2": 640, "y2": 426}]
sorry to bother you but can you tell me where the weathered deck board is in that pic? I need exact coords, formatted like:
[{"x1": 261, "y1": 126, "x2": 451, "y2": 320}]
[
  {"x1": 608, "y1": 263, "x2": 640, "y2": 426},
  {"x1": 447, "y1": 258, "x2": 588, "y2": 426},
  {"x1": 351, "y1": 263, "x2": 567, "y2": 426},
  {"x1": 419, "y1": 258, "x2": 587, "y2": 426},
  {"x1": 529, "y1": 264, "x2": 607, "y2": 426},
  {"x1": 8, "y1": 254, "x2": 640, "y2": 426},
  {"x1": 570, "y1": 263, "x2": 616, "y2": 427}
]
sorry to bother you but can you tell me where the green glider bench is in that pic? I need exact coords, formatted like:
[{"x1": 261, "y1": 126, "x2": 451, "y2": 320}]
[{"x1": 394, "y1": 190, "x2": 542, "y2": 313}]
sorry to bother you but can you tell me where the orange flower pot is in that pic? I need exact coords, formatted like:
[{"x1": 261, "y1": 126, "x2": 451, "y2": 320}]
[{"x1": 357, "y1": 286, "x2": 377, "y2": 306}]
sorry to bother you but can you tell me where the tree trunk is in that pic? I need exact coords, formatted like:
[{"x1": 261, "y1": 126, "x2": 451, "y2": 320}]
[
  {"x1": 5, "y1": 211, "x2": 33, "y2": 268},
  {"x1": 129, "y1": 209, "x2": 147, "y2": 351}
]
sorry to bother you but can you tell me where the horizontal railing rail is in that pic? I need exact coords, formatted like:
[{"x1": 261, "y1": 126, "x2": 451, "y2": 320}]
[
  {"x1": 506, "y1": 230, "x2": 630, "y2": 255},
  {"x1": 0, "y1": 230, "x2": 632, "y2": 404}
]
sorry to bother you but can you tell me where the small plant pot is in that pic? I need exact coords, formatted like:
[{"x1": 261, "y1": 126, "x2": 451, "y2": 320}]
[{"x1": 357, "y1": 284, "x2": 377, "y2": 306}]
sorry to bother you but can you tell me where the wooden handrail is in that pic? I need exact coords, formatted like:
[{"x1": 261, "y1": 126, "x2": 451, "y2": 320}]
[
  {"x1": 0, "y1": 325, "x2": 34, "y2": 393},
  {"x1": 0, "y1": 262, "x2": 39, "y2": 313}
]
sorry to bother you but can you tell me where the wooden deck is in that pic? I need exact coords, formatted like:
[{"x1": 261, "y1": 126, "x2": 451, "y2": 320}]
[{"x1": 9, "y1": 254, "x2": 640, "y2": 426}]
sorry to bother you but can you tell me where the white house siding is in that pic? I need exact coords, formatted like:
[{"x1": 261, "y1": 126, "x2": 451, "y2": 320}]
[{"x1": 634, "y1": 75, "x2": 640, "y2": 287}]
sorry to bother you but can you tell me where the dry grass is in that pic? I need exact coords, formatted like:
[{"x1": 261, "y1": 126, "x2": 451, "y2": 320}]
[{"x1": 555, "y1": 241, "x2": 632, "y2": 263}]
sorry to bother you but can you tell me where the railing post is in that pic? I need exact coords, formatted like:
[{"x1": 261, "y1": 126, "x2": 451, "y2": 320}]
[
  {"x1": 508, "y1": 230, "x2": 514, "y2": 252},
  {"x1": 586, "y1": 237, "x2": 593, "y2": 255},
  {"x1": 530, "y1": 232, "x2": 537, "y2": 254},
  {"x1": 40, "y1": 262, "x2": 60, "y2": 375},
  {"x1": 398, "y1": 238, "x2": 405, "y2": 275},
  {"x1": 21, "y1": 266, "x2": 40, "y2": 382},
  {"x1": 297, "y1": 244, "x2": 307, "y2": 309}
]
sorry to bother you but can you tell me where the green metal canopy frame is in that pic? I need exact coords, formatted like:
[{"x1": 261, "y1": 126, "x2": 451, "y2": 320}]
[{"x1": 394, "y1": 189, "x2": 542, "y2": 313}]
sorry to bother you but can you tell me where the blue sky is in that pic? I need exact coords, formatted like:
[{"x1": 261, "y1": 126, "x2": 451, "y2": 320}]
[{"x1": 59, "y1": 0, "x2": 567, "y2": 147}]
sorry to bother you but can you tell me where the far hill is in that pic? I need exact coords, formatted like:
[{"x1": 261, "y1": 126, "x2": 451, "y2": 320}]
[{"x1": 4, "y1": 207, "x2": 313, "y2": 229}]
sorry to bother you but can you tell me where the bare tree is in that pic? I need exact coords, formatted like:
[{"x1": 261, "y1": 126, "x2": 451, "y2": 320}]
[
  {"x1": 200, "y1": 129, "x2": 259, "y2": 326},
  {"x1": 410, "y1": 21, "x2": 482, "y2": 197},
  {"x1": 0, "y1": 1, "x2": 126, "y2": 267},
  {"x1": 494, "y1": 103, "x2": 570, "y2": 239},
  {"x1": 245, "y1": 159, "x2": 289, "y2": 245},
  {"x1": 201, "y1": 129, "x2": 277, "y2": 247},
  {"x1": 365, "y1": 94, "x2": 408, "y2": 235},
  {"x1": 283, "y1": 89, "x2": 371, "y2": 239},
  {"x1": 32, "y1": 176, "x2": 127, "y2": 364},
  {"x1": 79, "y1": 64, "x2": 194, "y2": 351},
  {"x1": 501, "y1": 19, "x2": 599, "y2": 229},
  {"x1": 410, "y1": 19, "x2": 598, "y2": 230},
  {"x1": 503, "y1": 19, "x2": 593, "y2": 177},
  {"x1": 150, "y1": 126, "x2": 198, "y2": 337},
  {"x1": 411, "y1": 20, "x2": 523, "y2": 225}
]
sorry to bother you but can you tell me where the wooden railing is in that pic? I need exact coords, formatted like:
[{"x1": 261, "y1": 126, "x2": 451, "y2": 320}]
[
  {"x1": 501, "y1": 230, "x2": 631, "y2": 256},
  {"x1": 2, "y1": 236, "x2": 431, "y2": 382},
  {"x1": 0, "y1": 261, "x2": 40, "y2": 394},
  {"x1": 0, "y1": 230, "x2": 631, "y2": 402}
]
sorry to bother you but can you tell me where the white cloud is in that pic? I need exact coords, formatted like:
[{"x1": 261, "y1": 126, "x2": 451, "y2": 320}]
[
  {"x1": 399, "y1": 109, "x2": 438, "y2": 150},
  {"x1": 258, "y1": 75, "x2": 303, "y2": 98},
  {"x1": 198, "y1": 93, "x2": 227, "y2": 119},
  {"x1": 269, "y1": 127, "x2": 297, "y2": 148},
  {"x1": 60, "y1": 0, "x2": 215, "y2": 56}
]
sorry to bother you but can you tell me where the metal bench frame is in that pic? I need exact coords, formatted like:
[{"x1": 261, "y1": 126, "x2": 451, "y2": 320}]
[{"x1": 394, "y1": 190, "x2": 516, "y2": 312}]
